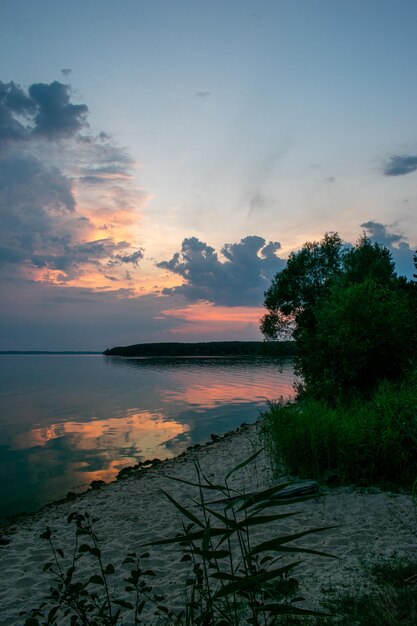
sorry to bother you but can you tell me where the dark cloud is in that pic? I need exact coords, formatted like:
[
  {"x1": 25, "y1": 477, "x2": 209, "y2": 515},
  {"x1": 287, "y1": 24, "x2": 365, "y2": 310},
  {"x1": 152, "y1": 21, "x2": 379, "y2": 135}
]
[
  {"x1": 0, "y1": 77, "x2": 148, "y2": 287},
  {"x1": 29, "y1": 81, "x2": 88, "y2": 138},
  {"x1": 383, "y1": 155, "x2": 417, "y2": 176},
  {"x1": 110, "y1": 250, "x2": 143, "y2": 266},
  {"x1": 361, "y1": 221, "x2": 415, "y2": 278},
  {"x1": 61, "y1": 69, "x2": 72, "y2": 76},
  {"x1": 0, "y1": 153, "x2": 79, "y2": 271},
  {"x1": 195, "y1": 91, "x2": 211, "y2": 98},
  {"x1": 157, "y1": 235, "x2": 285, "y2": 306},
  {"x1": 0, "y1": 80, "x2": 88, "y2": 145},
  {"x1": 0, "y1": 81, "x2": 34, "y2": 143}
]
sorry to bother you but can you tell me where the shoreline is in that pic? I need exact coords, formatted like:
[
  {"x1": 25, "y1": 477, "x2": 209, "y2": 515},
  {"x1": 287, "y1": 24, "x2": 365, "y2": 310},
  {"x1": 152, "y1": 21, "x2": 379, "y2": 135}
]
[
  {"x1": 2, "y1": 421, "x2": 256, "y2": 531},
  {"x1": 0, "y1": 422, "x2": 415, "y2": 625}
]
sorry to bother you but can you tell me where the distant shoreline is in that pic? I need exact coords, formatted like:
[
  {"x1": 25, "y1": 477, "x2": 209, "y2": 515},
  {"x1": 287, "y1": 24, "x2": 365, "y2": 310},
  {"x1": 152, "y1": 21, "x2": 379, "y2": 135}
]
[
  {"x1": 103, "y1": 340, "x2": 297, "y2": 358},
  {"x1": 0, "y1": 351, "x2": 101, "y2": 355},
  {"x1": 0, "y1": 341, "x2": 297, "y2": 357}
]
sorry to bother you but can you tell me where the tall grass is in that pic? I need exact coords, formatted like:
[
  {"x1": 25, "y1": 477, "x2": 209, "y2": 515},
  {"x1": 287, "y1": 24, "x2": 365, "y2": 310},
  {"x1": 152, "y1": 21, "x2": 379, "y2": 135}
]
[
  {"x1": 262, "y1": 370, "x2": 417, "y2": 487},
  {"x1": 299, "y1": 557, "x2": 417, "y2": 626}
]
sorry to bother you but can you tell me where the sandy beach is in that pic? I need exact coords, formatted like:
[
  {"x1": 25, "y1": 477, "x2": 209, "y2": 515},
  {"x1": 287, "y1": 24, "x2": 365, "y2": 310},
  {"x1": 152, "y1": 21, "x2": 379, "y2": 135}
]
[{"x1": 0, "y1": 422, "x2": 415, "y2": 625}]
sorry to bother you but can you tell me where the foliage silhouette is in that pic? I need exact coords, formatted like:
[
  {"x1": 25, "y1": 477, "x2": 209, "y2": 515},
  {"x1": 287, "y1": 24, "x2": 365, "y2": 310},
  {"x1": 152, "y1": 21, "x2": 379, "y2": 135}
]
[{"x1": 262, "y1": 232, "x2": 416, "y2": 400}]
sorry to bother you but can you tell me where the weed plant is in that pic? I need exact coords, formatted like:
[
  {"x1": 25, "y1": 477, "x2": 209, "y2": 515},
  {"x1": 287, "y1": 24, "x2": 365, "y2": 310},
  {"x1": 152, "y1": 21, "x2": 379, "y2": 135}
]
[
  {"x1": 262, "y1": 370, "x2": 417, "y2": 487},
  {"x1": 23, "y1": 450, "x2": 335, "y2": 625}
]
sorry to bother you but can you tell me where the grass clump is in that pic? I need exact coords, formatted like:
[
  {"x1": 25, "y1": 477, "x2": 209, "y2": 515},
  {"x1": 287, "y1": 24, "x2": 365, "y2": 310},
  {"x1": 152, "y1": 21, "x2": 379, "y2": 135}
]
[
  {"x1": 262, "y1": 370, "x2": 417, "y2": 487},
  {"x1": 300, "y1": 557, "x2": 417, "y2": 626}
]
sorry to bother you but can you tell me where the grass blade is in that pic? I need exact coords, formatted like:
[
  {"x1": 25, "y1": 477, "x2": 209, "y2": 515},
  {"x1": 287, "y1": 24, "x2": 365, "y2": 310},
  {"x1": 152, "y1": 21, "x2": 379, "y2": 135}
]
[
  {"x1": 224, "y1": 448, "x2": 265, "y2": 482},
  {"x1": 249, "y1": 526, "x2": 338, "y2": 556},
  {"x1": 160, "y1": 489, "x2": 205, "y2": 528}
]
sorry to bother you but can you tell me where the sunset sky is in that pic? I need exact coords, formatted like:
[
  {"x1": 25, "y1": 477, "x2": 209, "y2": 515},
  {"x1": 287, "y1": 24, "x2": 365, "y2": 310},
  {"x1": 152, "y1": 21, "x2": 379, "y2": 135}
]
[{"x1": 1, "y1": 0, "x2": 416, "y2": 350}]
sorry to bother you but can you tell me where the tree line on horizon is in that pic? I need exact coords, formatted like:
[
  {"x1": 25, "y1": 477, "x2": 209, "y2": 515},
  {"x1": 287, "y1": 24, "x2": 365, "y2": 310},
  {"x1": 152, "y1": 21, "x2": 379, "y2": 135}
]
[{"x1": 103, "y1": 340, "x2": 297, "y2": 357}]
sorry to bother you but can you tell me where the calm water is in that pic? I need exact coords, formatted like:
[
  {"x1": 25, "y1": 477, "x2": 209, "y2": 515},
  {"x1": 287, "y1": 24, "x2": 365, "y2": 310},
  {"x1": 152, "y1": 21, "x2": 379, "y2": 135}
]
[{"x1": 0, "y1": 355, "x2": 296, "y2": 521}]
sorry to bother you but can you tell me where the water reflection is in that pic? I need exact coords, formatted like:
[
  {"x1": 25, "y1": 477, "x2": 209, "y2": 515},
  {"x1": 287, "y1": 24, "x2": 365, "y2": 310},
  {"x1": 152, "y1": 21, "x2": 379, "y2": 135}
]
[{"x1": 0, "y1": 355, "x2": 296, "y2": 520}]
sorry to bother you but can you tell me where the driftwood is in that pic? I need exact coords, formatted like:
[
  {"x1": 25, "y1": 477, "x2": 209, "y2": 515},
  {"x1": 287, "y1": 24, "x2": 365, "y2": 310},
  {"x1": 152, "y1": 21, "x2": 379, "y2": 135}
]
[{"x1": 272, "y1": 481, "x2": 319, "y2": 500}]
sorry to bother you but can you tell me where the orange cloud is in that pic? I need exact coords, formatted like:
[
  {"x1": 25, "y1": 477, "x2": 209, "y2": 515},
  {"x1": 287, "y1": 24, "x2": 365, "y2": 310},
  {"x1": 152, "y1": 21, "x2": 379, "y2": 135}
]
[
  {"x1": 162, "y1": 302, "x2": 264, "y2": 323},
  {"x1": 160, "y1": 302, "x2": 264, "y2": 336}
]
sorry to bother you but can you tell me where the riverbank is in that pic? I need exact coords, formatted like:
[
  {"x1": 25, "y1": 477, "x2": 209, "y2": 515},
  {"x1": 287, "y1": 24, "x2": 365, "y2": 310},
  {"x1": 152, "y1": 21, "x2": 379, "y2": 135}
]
[{"x1": 0, "y1": 422, "x2": 415, "y2": 625}]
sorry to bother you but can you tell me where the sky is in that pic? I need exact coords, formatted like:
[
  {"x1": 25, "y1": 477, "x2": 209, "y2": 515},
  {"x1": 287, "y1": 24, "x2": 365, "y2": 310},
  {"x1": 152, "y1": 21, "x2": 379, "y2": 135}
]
[{"x1": 0, "y1": 0, "x2": 416, "y2": 350}]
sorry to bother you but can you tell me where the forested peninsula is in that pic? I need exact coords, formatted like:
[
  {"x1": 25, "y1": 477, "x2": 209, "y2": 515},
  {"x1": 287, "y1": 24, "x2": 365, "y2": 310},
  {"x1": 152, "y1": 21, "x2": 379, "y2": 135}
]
[{"x1": 103, "y1": 340, "x2": 296, "y2": 357}]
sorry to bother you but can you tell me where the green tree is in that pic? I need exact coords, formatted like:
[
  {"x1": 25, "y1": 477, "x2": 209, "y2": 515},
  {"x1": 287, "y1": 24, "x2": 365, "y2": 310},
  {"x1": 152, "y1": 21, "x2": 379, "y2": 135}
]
[
  {"x1": 261, "y1": 232, "x2": 344, "y2": 340},
  {"x1": 262, "y1": 233, "x2": 416, "y2": 400}
]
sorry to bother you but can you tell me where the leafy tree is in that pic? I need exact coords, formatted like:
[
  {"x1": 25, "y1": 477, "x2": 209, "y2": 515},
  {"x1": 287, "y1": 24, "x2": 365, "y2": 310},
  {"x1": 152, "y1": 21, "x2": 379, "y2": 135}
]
[
  {"x1": 261, "y1": 232, "x2": 344, "y2": 340},
  {"x1": 261, "y1": 233, "x2": 416, "y2": 399}
]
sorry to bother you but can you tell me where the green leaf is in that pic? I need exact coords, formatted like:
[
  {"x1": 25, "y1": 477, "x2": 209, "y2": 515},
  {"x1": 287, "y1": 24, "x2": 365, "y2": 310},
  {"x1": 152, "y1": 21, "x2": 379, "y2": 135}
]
[
  {"x1": 160, "y1": 489, "x2": 205, "y2": 528},
  {"x1": 237, "y1": 483, "x2": 303, "y2": 512},
  {"x1": 47, "y1": 606, "x2": 59, "y2": 623},
  {"x1": 249, "y1": 526, "x2": 338, "y2": 556},
  {"x1": 203, "y1": 507, "x2": 240, "y2": 530},
  {"x1": 89, "y1": 575, "x2": 104, "y2": 585},
  {"x1": 141, "y1": 526, "x2": 233, "y2": 547},
  {"x1": 261, "y1": 604, "x2": 333, "y2": 617},
  {"x1": 193, "y1": 547, "x2": 230, "y2": 559},
  {"x1": 224, "y1": 447, "x2": 264, "y2": 481},
  {"x1": 212, "y1": 562, "x2": 302, "y2": 600},
  {"x1": 242, "y1": 512, "x2": 299, "y2": 527},
  {"x1": 40, "y1": 528, "x2": 52, "y2": 540},
  {"x1": 89, "y1": 547, "x2": 101, "y2": 558},
  {"x1": 56, "y1": 548, "x2": 64, "y2": 559},
  {"x1": 78, "y1": 543, "x2": 91, "y2": 553},
  {"x1": 162, "y1": 473, "x2": 232, "y2": 492},
  {"x1": 113, "y1": 599, "x2": 134, "y2": 610},
  {"x1": 251, "y1": 494, "x2": 317, "y2": 513},
  {"x1": 123, "y1": 557, "x2": 135, "y2": 564},
  {"x1": 210, "y1": 572, "x2": 239, "y2": 581},
  {"x1": 206, "y1": 482, "x2": 292, "y2": 508}
]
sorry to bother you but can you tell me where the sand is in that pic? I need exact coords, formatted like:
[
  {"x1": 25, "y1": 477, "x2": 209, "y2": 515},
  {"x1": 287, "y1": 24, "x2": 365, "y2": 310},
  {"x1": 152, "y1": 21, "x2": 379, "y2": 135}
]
[{"x1": 0, "y1": 422, "x2": 415, "y2": 625}]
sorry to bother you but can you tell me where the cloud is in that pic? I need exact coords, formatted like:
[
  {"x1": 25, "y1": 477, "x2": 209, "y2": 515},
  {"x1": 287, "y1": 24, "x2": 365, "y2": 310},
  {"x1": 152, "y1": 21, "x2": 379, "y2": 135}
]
[
  {"x1": 0, "y1": 81, "x2": 35, "y2": 143},
  {"x1": 195, "y1": 91, "x2": 211, "y2": 98},
  {"x1": 0, "y1": 80, "x2": 88, "y2": 145},
  {"x1": 383, "y1": 155, "x2": 417, "y2": 176},
  {"x1": 29, "y1": 81, "x2": 88, "y2": 138},
  {"x1": 361, "y1": 220, "x2": 415, "y2": 278},
  {"x1": 61, "y1": 68, "x2": 72, "y2": 76},
  {"x1": 157, "y1": 235, "x2": 285, "y2": 306},
  {"x1": 0, "y1": 78, "x2": 149, "y2": 288},
  {"x1": 109, "y1": 249, "x2": 144, "y2": 266}
]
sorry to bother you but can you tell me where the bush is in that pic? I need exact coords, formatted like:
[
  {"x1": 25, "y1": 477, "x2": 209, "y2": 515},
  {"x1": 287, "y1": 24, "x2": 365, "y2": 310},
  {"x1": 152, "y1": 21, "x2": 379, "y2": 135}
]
[{"x1": 262, "y1": 370, "x2": 417, "y2": 487}]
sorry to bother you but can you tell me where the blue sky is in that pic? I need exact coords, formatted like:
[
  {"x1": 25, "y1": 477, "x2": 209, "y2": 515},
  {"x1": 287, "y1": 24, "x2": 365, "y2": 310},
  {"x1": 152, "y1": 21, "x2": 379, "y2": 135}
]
[{"x1": 0, "y1": 0, "x2": 416, "y2": 349}]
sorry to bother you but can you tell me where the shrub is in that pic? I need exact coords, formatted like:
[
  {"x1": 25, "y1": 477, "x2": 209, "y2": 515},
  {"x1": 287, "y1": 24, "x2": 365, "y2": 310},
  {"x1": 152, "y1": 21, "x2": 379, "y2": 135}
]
[{"x1": 262, "y1": 371, "x2": 417, "y2": 487}]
